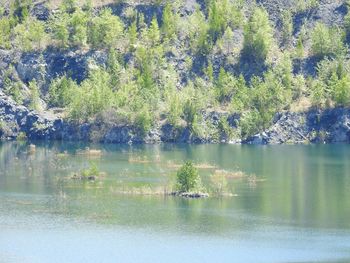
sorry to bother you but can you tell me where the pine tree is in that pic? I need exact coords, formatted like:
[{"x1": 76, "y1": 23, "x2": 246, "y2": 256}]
[
  {"x1": 148, "y1": 16, "x2": 160, "y2": 46},
  {"x1": 242, "y1": 7, "x2": 273, "y2": 63},
  {"x1": 161, "y1": 3, "x2": 175, "y2": 40}
]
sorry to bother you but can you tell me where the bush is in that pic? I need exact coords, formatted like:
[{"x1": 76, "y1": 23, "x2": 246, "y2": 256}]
[{"x1": 176, "y1": 161, "x2": 201, "y2": 192}]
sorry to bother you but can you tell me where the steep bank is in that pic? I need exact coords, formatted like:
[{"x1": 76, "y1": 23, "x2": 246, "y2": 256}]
[
  {"x1": 1, "y1": 0, "x2": 350, "y2": 144},
  {"x1": 1, "y1": 93, "x2": 349, "y2": 144}
]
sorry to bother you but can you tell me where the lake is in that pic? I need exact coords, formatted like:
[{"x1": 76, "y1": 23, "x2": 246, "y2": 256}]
[{"x1": 0, "y1": 142, "x2": 350, "y2": 263}]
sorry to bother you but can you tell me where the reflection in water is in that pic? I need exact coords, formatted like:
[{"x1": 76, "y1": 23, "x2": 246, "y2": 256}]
[{"x1": 0, "y1": 142, "x2": 350, "y2": 262}]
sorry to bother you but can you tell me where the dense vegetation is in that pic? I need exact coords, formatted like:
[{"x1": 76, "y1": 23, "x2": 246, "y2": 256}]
[
  {"x1": 1, "y1": 0, "x2": 350, "y2": 140},
  {"x1": 176, "y1": 161, "x2": 202, "y2": 193}
]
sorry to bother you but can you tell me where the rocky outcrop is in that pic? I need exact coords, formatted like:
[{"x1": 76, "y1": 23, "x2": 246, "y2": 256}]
[
  {"x1": 0, "y1": 92, "x2": 60, "y2": 140},
  {"x1": 245, "y1": 108, "x2": 350, "y2": 144},
  {"x1": 1, "y1": 89, "x2": 350, "y2": 144}
]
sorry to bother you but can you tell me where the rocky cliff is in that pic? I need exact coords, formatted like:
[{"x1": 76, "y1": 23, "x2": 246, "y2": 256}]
[{"x1": 1, "y1": 91, "x2": 349, "y2": 144}]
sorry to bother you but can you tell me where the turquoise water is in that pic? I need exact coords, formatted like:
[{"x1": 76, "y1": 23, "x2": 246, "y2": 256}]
[{"x1": 0, "y1": 142, "x2": 350, "y2": 262}]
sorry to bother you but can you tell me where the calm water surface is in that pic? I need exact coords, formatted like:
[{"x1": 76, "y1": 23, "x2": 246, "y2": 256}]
[{"x1": 0, "y1": 142, "x2": 350, "y2": 263}]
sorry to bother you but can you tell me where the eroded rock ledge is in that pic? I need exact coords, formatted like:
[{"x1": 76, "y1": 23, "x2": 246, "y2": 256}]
[{"x1": 1, "y1": 93, "x2": 349, "y2": 144}]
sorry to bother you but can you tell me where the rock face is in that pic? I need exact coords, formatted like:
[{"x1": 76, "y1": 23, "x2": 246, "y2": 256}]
[
  {"x1": 0, "y1": 92, "x2": 60, "y2": 140},
  {"x1": 245, "y1": 108, "x2": 350, "y2": 144},
  {"x1": 1, "y1": 91, "x2": 350, "y2": 144}
]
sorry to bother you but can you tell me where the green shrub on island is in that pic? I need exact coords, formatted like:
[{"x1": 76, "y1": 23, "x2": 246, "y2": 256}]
[
  {"x1": 176, "y1": 161, "x2": 202, "y2": 193},
  {"x1": 72, "y1": 163, "x2": 100, "y2": 181}
]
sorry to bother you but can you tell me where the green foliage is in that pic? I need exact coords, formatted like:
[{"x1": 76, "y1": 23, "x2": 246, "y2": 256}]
[
  {"x1": 81, "y1": 163, "x2": 99, "y2": 179},
  {"x1": 3, "y1": 67, "x2": 23, "y2": 104},
  {"x1": 188, "y1": 8, "x2": 211, "y2": 55},
  {"x1": 89, "y1": 8, "x2": 124, "y2": 49},
  {"x1": 128, "y1": 20, "x2": 138, "y2": 50},
  {"x1": 147, "y1": 16, "x2": 161, "y2": 46},
  {"x1": 14, "y1": 18, "x2": 47, "y2": 51},
  {"x1": 215, "y1": 68, "x2": 245, "y2": 103},
  {"x1": 218, "y1": 117, "x2": 234, "y2": 140},
  {"x1": 281, "y1": 10, "x2": 293, "y2": 47},
  {"x1": 134, "y1": 107, "x2": 153, "y2": 136},
  {"x1": 176, "y1": 161, "x2": 201, "y2": 192},
  {"x1": 0, "y1": 18, "x2": 12, "y2": 49},
  {"x1": 48, "y1": 76, "x2": 77, "y2": 107},
  {"x1": 2, "y1": 0, "x2": 350, "y2": 142},
  {"x1": 61, "y1": 0, "x2": 78, "y2": 14},
  {"x1": 70, "y1": 9, "x2": 88, "y2": 46},
  {"x1": 106, "y1": 49, "x2": 122, "y2": 88},
  {"x1": 49, "y1": 13, "x2": 70, "y2": 48},
  {"x1": 207, "y1": 0, "x2": 243, "y2": 42},
  {"x1": 29, "y1": 80, "x2": 40, "y2": 111},
  {"x1": 204, "y1": 62, "x2": 214, "y2": 82},
  {"x1": 242, "y1": 7, "x2": 273, "y2": 63},
  {"x1": 208, "y1": 0, "x2": 227, "y2": 41},
  {"x1": 329, "y1": 73, "x2": 350, "y2": 106},
  {"x1": 161, "y1": 3, "x2": 176, "y2": 40},
  {"x1": 311, "y1": 23, "x2": 345, "y2": 58},
  {"x1": 311, "y1": 58, "x2": 350, "y2": 107},
  {"x1": 183, "y1": 100, "x2": 198, "y2": 130},
  {"x1": 233, "y1": 71, "x2": 291, "y2": 138},
  {"x1": 16, "y1": 132, "x2": 27, "y2": 141},
  {"x1": 11, "y1": 0, "x2": 32, "y2": 22},
  {"x1": 68, "y1": 68, "x2": 114, "y2": 121},
  {"x1": 295, "y1": 0, "x2": 319, "y2": 12}
]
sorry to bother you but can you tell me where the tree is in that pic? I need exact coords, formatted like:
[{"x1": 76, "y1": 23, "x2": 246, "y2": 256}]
[
  {"x1": 161, "y1": 3, "x2": 176, "y2": 40},
  {"x1": 208, "y1": 0, "x2": 227, "y2": 42},
  {"x1": 29, "y1": 80, "x2": 40, "y2": 111},
  {"x1": 11, "y1": 0, "x2": 32, "y2": 22},
  {"x1": 0, "y1": 18, "x2": 12, "y2": 49},
  {"x1": 61, "y1": 0, "x2": 78, "y2": 14},
  {"x1": 49, "y1": 76, "x2": 77, "y2": 107},
  {"x1": 241, "y1": 7, "x2": 273, "y2": 63},
  {"x1": 147, "y1": 16, "x2": 160, "y2": 46},
  {"x1": 311, "y1": 23, "x2": 345, "y2": 58},
  {"x1": 107, "y1": 49, "x2": 122, "y2": 88},
  {"x1": 50, "y1": 13, "x2": 70, "y2": 48},
  {"x1": 281, "y1": 10, "x2": 293, "y2": 47},
  {"x1": 128, "y1": 20, "x2": 137, "y2": 50},
  {"x1": 220, "y1": 27, "x2": 234, "y2": 55},
  {"x1": 188, "y1": 8, "x2": 210, "y2": 55},
  {"x1": 215, "y1": 67, "x2": 236, "y2": 103},
  {"x1": 176, "y1": 161, "x2": 201, "y2": 193},
  {"x1": 89, "y1": 8, "x2": 124, "y2": 49},
  {"x1": 14, "y1": 18, "x2": 47, "y2": 51},
  {"x1": 329, "y1": 73, "x2": 350, "y2": 106},
  {"x1": 183, "y1": 100, "x2": 198, "y2": 130},
  {"x1": 70, "y1": 9, "x2": 88, "y2": 46}
]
